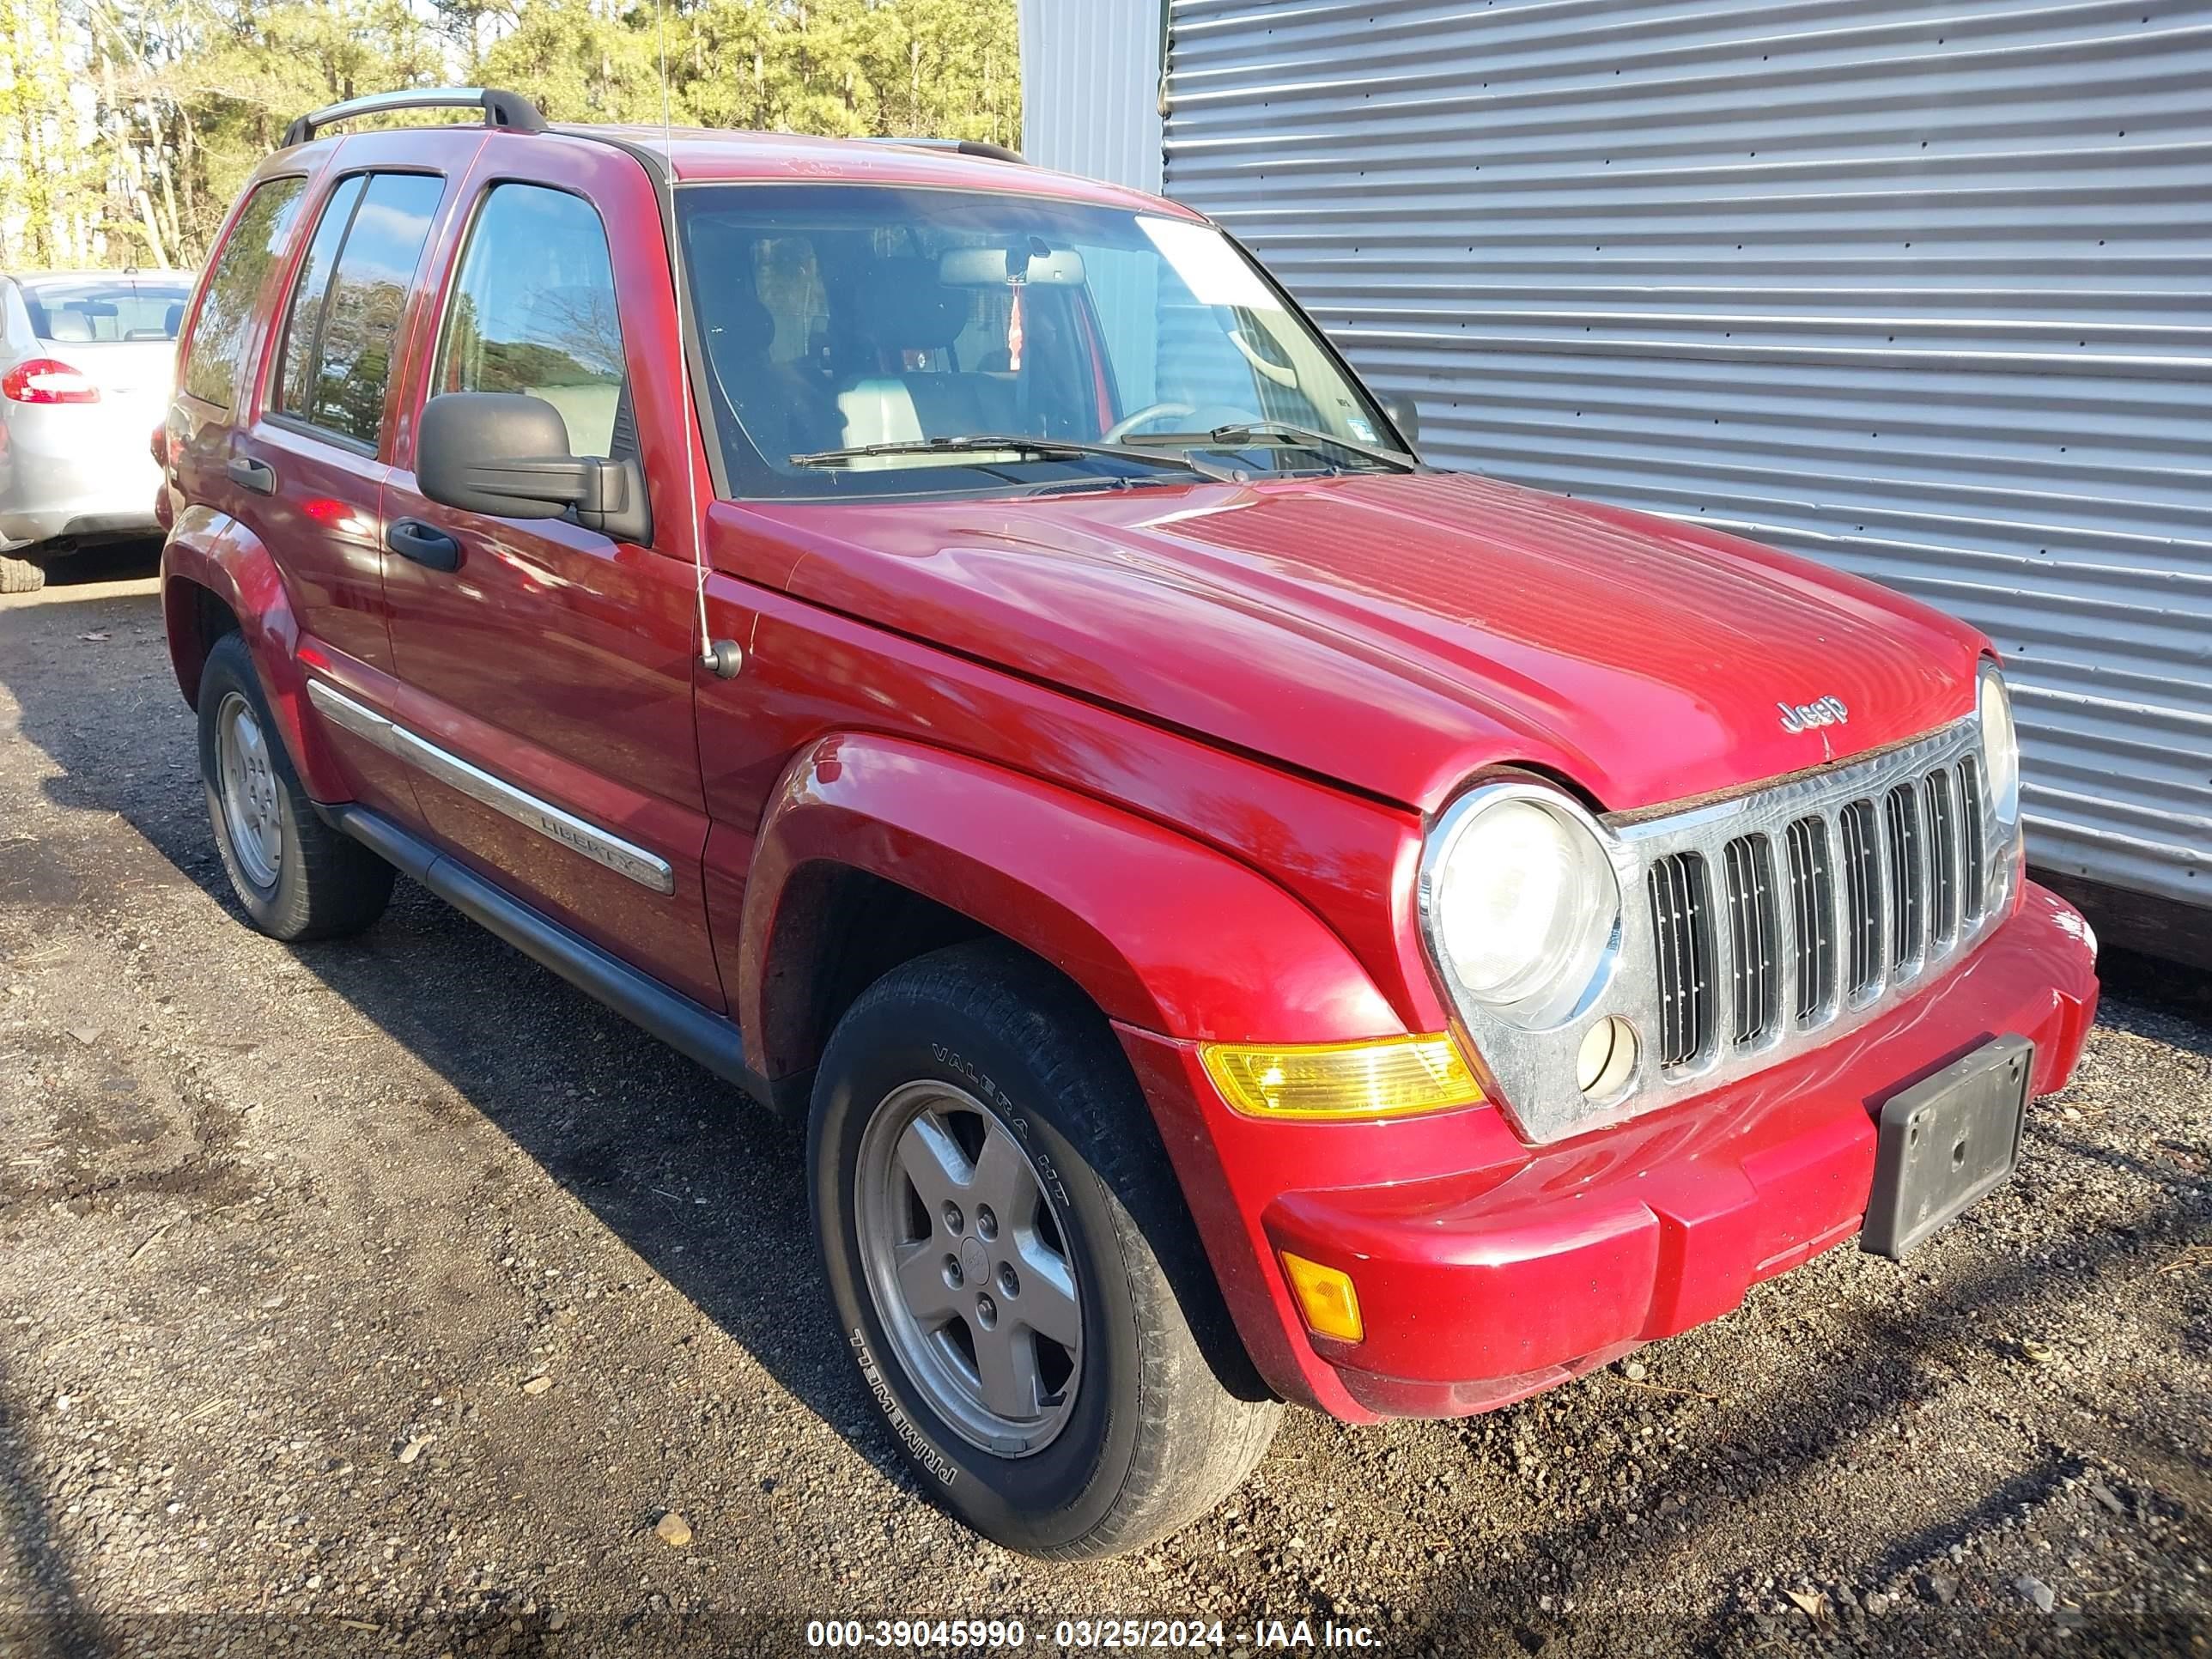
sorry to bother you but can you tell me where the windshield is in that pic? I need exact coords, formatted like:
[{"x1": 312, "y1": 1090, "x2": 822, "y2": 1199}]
[
  {"x1": 675, "y1": 184, "x2": 1401, "y2": 499},
  {"x1": 21, "y1": 276, "x2": 194, "y2": 343}
]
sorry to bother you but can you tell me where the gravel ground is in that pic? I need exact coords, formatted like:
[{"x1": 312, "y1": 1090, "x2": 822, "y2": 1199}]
[{"x1": 1, "y1": 545, "x2": 2209, "y2": 1659}]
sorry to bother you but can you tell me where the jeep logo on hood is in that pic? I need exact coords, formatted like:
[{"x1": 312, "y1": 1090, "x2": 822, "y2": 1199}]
[{"x1": 1778, "y1": 695, "x2": 1850, "y2": 734}]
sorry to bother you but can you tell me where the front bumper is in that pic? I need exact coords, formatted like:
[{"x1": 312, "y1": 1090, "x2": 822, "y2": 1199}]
[{"x1": 1117, "y1": 881, "x2": 2099, "y2": 1424}]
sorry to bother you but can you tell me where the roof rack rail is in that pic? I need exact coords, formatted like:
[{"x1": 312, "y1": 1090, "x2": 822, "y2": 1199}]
[
  {"x1": 862, "y1": 137, "x2": 1027, "y2": 166},
  {"x1": 282, "y1": 87, "x2": 547, "y2": 150}
]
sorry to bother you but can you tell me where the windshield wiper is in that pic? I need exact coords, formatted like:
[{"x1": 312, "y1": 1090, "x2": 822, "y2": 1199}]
[
  {"x1": 1128, "y1": 419, "x2": 1419, "y2": 472},
  {"x1": 1022, "y1": 473, "x2": 1189, "y2": 498},
  {"x1": 789, "y1": 434, "x2": 1239, "y2": 482}
]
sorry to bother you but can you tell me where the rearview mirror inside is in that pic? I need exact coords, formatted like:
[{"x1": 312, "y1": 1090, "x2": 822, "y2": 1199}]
[
  {"x1": 1381, "y1": 393, "x2": 1421, "y2": 451},
  {"x1": 937, "y1": 244, "x2": 1087, "y2": 287}
]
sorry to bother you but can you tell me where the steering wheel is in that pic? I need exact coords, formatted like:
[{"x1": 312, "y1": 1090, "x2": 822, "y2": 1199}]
[{"x1": 1102, "y1": 401, "x2": 1195, "y2": 444}]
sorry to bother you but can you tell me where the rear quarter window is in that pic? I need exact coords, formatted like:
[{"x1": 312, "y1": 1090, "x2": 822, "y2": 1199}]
[{"x1": 181, "y1": 176, "x2": 307, "y2": 409}]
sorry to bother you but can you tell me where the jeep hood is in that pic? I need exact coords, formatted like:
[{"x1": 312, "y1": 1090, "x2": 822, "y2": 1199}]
[{"x1": 748, "y1": 470, "x2": 1987, "y2": 814}]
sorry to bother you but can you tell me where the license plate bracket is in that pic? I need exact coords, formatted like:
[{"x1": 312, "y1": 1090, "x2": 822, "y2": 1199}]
[{"x1": 1861, "y1": 1034, "x2": 2034, "y2": 1260}]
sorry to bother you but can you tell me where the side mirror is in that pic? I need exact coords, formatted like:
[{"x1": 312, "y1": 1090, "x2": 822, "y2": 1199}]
[
  {"x1": 1380, "y1": 393, "x2": 1421, "y2": 452},
  {"x1": 417, "y1": 392, "x2": 652, "y2": 544}
]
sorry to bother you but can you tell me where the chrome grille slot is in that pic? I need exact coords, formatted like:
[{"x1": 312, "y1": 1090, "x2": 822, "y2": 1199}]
[
  {"x1": 1883, "y1": 782, "x2": 1923, "y2": 973},
  {"x1": 1958, "y1": 756, "x2": 1987, "y2": 920},
  {"x1": 1647, "y1": 852, "x2": 1714, "y2": 1069},
  {"x1": 1924, "y1": 767, "x2": 1960, "y2": 945},
  {"x1": 1784, "y1": 817, "x2": 1834, "y2": 1025},
  {"x1": 1722, "y1": 835, "x2": 1779, "y2": 1047},
  {"x1": 1838, "y1": 799, "x2": 1883, "y2": 1000}
]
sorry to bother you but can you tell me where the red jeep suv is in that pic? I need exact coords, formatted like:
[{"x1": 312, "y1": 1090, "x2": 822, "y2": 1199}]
[{"x1": 158, "y1": 88, "x2": 2100, "y2": 1559}]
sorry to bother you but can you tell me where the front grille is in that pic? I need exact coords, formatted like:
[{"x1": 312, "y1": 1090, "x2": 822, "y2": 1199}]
[
  {"x1": 1784, "y1": 817, "x2": 1834, "y2": 1023},
  {"x1": 1635, "y1": 725, "x2": 2002, "y2": 1071},
  {"x1": 1958, "y1": 755, "x2": 1987, "y2": 917},
  {"x1": 1722, "y1": 835, "x2": 1780, "y2": 1048},
  {"x1": 1647, "y1": 853, "x2": 1714, "y2": 1069},
  {"x1": 1438, "y1": 714, "x2": 2010, "y2": 1148}
]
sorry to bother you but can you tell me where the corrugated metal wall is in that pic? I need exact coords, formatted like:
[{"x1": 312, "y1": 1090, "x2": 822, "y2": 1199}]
[
  {"x1": 1162, "y1": 0, "x2": 2212, "y2": 920},
  {"x1": 1019, "y1": 0, "x2": 1164, "y2": 193}
]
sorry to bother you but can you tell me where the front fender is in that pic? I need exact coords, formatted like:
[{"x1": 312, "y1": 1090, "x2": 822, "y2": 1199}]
[
  {"x1": 161, "y1": 507, "x2": 348, "y2": 802},
  {"x1": 737, "y1": 732, "x2": 1407, "y2": 1073}
]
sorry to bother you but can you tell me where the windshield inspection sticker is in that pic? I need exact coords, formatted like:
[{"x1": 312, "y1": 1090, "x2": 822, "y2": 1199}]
[{"x1": 1137, "y1": 216, "x2": 1281, "y2": 310}]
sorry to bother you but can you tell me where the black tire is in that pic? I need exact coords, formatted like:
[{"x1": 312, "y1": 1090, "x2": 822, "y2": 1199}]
[
  {"x1": 809, "y1": 940, "x2": 1280, "y2": 1559},
  {"x1": 198, "y1": 630, "x2": 394, "y2": 940},
  {"x1": 0, "y1": 552, "x2": 44, "y2": 594}
]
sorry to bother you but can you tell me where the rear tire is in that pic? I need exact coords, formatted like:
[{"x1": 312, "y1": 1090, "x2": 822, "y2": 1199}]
[
  {"x1": 0, "y1": 552, "x2": 44, "y2": 594},
  {"x1": 198, "y1": 631, "x2": 394, "y2": 940},
  {"x1": 809, "y1": 940, "x2": 1279, "y2": 1559}
]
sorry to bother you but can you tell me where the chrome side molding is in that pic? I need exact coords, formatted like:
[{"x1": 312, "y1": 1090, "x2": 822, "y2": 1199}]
[{"x1": 305, "y1": 679, "x2": 677, "y2": 896}]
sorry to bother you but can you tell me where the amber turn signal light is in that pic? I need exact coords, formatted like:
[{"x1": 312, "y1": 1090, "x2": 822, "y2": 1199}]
[
  {"x1": 1280, "y1": 1251, "x2": 1364, "y2": 1343},
  {"x1": 1200, "y1": 1034, "x2": 1481, "y2": 1121}
]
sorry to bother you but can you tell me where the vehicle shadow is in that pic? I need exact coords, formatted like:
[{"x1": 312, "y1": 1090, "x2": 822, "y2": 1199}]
[
  {"x1": 0, "y1": 571, "x2": 933, "y2": 1511},
  {"x1": 293, "y1": 884, "x2": 913, "y2": 1483},
  {"x1": 0, "y1": 1352, "x2": 106, "y2": 1657},
  {"x1": 2087, "y1": 946, "x2": 2212, "y2": 1061},
  {"x1": 4, "y1": 538, "x2": 165, "y2": 597}
]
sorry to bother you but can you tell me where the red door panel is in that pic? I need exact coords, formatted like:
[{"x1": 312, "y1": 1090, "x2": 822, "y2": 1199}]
[
  {"x1": 379, "y1": 502, "x2": 725, "y2": 1009},
  {"x1": 240, "y1": 423, "x2": 394, "y2": 675},
  {"x1": 237, "y1": 424, "x2": 419, "y2": 820},
  {"x1": 379, "y1": 135, "x2": 723, "y2": 1009}
]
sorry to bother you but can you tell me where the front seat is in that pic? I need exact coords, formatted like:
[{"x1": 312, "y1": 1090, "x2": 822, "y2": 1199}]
[
  {"x1": 687, "y1": 223, "x2": 844, "y2": 465},
  {"x1": 841, "y1": 260, "x2": 1017, "y2": 442}
]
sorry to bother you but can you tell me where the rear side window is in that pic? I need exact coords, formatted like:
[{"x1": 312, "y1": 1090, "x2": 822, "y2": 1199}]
[
  {"x1": 180, "y1": 177, "x2": 306, "y2": 408},
  {"x1": 433, "y1": 184, "x2": 629, "y2": 458},
  {"x1": 273, "y1": 172, "x2": 444, "y2": 450}
]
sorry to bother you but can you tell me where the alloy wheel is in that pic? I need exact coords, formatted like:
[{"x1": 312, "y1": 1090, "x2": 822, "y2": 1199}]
[
  {"x1": 854, "y1": 1079, "x2": 1084, "y2": 1456},
  {"x1": 216, "y1": 690, "x2": 283, "y2": 890}
]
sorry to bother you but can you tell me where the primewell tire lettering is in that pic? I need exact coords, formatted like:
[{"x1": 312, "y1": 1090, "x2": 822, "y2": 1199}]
[{"x1": 848, "y1": 1328, "x2": 957, "y2": 1486}]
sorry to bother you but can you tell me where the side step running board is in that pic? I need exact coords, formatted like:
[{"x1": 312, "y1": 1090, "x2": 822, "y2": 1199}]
[{"x1": 321, "y1": 803, "x2": 789, "y2": 1115}]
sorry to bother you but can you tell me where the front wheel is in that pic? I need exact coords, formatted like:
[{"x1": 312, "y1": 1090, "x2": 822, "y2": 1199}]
[{"x1": 809, "y1": 942, "x2": 1279, "y2": 1559}]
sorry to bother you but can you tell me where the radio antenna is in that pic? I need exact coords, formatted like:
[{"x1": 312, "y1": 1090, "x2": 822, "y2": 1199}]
[{"x1": 658, "y1": 0, "x2": 722, "y2": 676}]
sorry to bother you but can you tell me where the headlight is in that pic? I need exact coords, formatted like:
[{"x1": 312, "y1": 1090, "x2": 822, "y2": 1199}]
[
  {"x1": 1978, "y1": 662, "x2": 2021, "y2": 824},
  {"x1": 1420, "y1": 783, "x2": 1621, "y2": 1026}
]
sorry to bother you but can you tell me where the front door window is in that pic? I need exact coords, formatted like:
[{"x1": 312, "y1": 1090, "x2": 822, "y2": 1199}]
[{"x1": 433, "y1": 184, "x2": 630, "y2": 461}]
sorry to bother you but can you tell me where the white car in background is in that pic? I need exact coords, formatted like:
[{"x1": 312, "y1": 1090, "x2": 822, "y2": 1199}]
[{"x1": 0, "y1": 270, "x2": 194, "y2": 593}]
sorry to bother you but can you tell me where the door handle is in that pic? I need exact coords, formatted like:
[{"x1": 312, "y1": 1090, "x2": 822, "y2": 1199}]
[
  {"x1": 226, "y1": 456, "x2": 276, "y2": 495},
  {"x1": 385, "y1": 518, "x2": 462, "y2": 573}
]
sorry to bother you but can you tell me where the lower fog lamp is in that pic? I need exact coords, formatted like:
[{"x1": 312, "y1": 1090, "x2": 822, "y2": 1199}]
[{"x1": 1577, "y1": 1015, "x2": 1638, "y2": 1100}]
